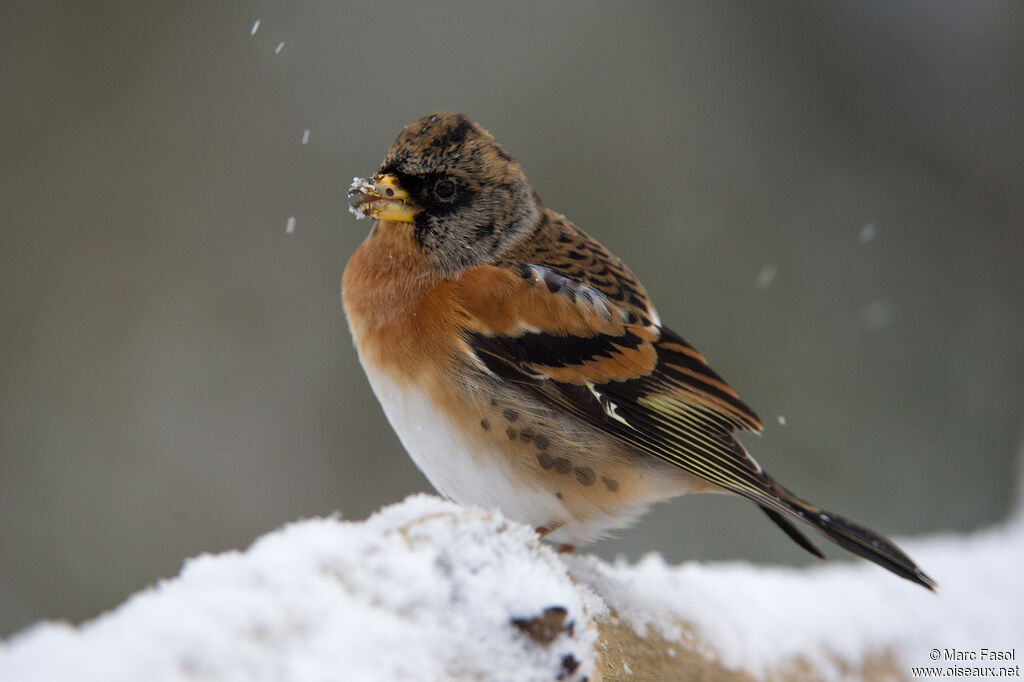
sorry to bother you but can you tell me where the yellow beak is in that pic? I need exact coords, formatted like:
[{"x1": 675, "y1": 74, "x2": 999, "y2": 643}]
[{"x1": 348, "y1": 174, "x2": 417, "y2": 223}]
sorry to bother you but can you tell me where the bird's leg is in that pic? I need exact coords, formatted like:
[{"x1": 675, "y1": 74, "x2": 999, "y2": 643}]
[{"x1": 535, "y1": 523, "x2": 562, "y2": 537}]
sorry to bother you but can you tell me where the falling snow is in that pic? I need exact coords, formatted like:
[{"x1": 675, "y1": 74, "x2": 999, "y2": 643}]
[
  {"x1": 755, "y1": 263, "x2": 778, "y2": 289},
  {"x1": 861, "y1": 299, "x2": 893, "y2": 330}
]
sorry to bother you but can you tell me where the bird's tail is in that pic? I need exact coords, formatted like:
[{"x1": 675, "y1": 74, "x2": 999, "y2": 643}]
[{"x1": 759, "y1": 485, "x2": 938, "y2": 591}]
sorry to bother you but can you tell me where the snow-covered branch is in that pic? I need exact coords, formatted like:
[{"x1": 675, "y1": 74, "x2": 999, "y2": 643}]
[{"x1": 2, "y1": 494, "x2": 1022, "y2": 681}]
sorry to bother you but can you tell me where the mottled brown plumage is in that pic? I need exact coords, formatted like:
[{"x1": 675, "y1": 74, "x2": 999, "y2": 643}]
[{"x1": 343, "y1": 112, "x2": 936, "y2": 590}]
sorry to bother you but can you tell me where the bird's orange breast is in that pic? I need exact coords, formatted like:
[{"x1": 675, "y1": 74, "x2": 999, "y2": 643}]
[{"x1": 341, "y1": 222, "x2": 461, "y2": 377}]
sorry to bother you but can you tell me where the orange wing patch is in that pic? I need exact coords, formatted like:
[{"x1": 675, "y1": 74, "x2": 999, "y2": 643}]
[
  {"x1": 453, "y1": 262, "x2": 761, "y2": 433},
  {"x1": 453, "y1": 264, "x2": 660, "y2": 385},
  {"x1": 453, "y1": 264, "x2": 631, "y2": 338}
]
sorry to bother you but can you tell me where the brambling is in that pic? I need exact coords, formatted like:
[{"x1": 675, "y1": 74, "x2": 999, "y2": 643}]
[{"x1": 343, "y1": 113, "x2": 936, "y2": 590}]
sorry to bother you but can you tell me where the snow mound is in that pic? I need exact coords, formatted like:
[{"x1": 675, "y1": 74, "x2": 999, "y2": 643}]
[
  {"x1": 0, "y1": 495, "x2": 601, "y2": 682},
  {"x1": 567, "y1": 514, "x2": 1024, "y2": 678},
  {"x1": 2, "y1": 493, "x2": 1023, "y2": 681}
]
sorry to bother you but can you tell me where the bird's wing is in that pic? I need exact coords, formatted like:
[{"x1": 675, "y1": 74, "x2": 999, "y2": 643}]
[
  {"x1": 452, "y1": 262, "x2": 786, "y2": 507},
  {"x1": 452, "y1": 261, "x2": 940, "y2": 591}
]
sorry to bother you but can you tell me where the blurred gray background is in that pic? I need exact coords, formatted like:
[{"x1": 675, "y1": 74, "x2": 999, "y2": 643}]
[{"x1": 2, "y1": 1, "x2": 1023, "y2": 637}]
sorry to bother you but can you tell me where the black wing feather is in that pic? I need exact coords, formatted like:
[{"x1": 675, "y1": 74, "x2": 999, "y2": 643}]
[{"x1": 465, "y1": 323, "x2": 937, "y2": 590}]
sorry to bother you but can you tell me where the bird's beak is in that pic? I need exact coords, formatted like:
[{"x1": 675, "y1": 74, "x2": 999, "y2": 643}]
[{"x1": 347, "y1": 174, "x2": 417, "y2": 223}]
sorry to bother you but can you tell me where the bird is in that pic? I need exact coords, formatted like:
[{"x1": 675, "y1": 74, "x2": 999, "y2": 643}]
[{"x1": 342, "y1": 112, "x2": 936, "y2": 590}]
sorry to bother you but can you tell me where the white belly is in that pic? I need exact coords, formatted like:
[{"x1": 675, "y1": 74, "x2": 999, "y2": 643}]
[{"x1": 359, "y1": 359, "x2": 568, "y2": 531}]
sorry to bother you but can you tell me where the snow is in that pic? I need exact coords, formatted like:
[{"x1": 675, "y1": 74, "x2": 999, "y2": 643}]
[
  {"x1": 2, "y1": 491, "x2": 1022, "y2": 681},
  {"x1": 349, "y1": 176, "x2": 372, "y2": 196},
  {"x1": 860, "y1": 223, "x2": 878, "y2": 243},
  {"x1": 754, "y1": 263, "x2": 778, "y2": 289},
  {"x1": 861, "y1": 299, "x2": 893, "y2": 330},
  {"x1": 566, "y1": 512, "x2": 1024, "y2": 678},
  {"x1": 284, "y1": 216, "x2": 295, "y2": 234},
  {"x1": 274, "y1": 42, "x2": 284, "y2": 54},
  {"x1": 348, "y1": 176, "x2": 374, "y2": 219},
  {"x1": 301, "y1": 129, "x2": 310, "y2": 145},
  {"x1": 249, "y1": 19, "x2": 260, "y2": 36},
  {"x1": 0, "y1": 496, "x2": 600, "y2": 682}
]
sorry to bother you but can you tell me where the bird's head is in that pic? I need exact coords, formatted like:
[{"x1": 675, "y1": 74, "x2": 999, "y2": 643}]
[{"x1": 349, "y1": 112, "x2": 542, "y2": 275}]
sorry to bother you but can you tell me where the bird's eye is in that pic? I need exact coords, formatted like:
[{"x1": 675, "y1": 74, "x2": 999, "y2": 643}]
[{"x1": 434, "y1": 179, "x2": 456, "y2": 200}]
